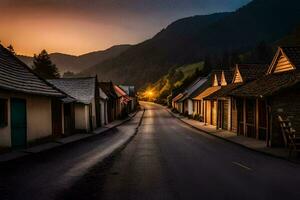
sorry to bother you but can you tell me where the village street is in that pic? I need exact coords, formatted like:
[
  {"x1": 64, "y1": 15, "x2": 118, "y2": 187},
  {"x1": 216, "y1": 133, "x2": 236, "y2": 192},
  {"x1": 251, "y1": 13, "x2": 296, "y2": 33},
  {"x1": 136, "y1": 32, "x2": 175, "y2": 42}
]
[{"x1": 1, "y1": 102, "x2": 300, "y2": 200}]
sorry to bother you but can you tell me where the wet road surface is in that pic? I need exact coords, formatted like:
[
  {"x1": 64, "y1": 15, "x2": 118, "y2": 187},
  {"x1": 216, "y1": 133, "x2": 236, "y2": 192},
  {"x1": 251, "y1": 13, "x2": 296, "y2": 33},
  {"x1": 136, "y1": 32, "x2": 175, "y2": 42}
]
[{"x1": 1, "y1": 102, "x2": 300, "y2": 200}]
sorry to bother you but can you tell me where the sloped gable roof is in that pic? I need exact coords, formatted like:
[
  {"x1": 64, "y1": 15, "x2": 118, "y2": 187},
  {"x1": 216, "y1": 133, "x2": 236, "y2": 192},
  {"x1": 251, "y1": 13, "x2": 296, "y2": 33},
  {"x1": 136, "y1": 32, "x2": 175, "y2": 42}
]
[
  {"x1": 230, "y1": 72, "x2": 300, "y2": 98},
  {"x1": 178, "y1": 77, "x2": 207, "y2": 102},
  {"x1": 205, "y1": 83, "x2": 242, "y2": 100},
  {"x1": 48, "y1": 77, "x2": 96, "y2": 104},
  {"x1": 114, "y1": 84, "x2": 128, "y2": 97},
  {"x1": 0, "y1": 45, "x2": 64, "y2": 97},
  {"x1": 99, "y1": 82, "x2": 118, "y2": 99},
  {"x1": 233, "y1": 64, "x2": 268, "y2": 83}
]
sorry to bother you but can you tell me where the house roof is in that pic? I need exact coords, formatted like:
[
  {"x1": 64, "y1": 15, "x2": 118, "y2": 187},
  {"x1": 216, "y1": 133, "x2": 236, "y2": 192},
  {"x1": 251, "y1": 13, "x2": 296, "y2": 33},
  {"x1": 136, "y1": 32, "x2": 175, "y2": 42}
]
[
  {"x1": 204, "y1": 83, "x2": 242, "y2": 100},
  {"x1": 99, "y1": 82, "x2": 118, "y2": 99},
  {"x1": 178, "y1": 77, "x2": 207, "y2": 102},
  {"x1": 234, "y1": 64, "x2": 269, "y2": 83},
  {"x1": 230, "y1": 72, "x2": 300, "y2": 98},
  {"x1": 48, "y1": 77, "x2": 96, "y2": 104},
  {"x1": 114, "y1": 84, "x2": 128, "y2": 97},
  {"x1": 192, "y1": 86, "x2": 221, "y2": 101},
  {"x1": 119, "y1": 85, "x2": 136, "y2": 97},
  {"x1": 172, "y1": 93, "x2": 184, "y2": 103},
  {"x1": 0, "y1": 45, "x2": 64, "y2": 97}
]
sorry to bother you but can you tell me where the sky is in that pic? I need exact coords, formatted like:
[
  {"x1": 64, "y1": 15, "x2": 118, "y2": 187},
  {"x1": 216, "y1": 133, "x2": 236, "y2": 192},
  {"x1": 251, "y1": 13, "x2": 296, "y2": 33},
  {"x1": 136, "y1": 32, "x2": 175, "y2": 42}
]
[{"x1": 0, "y1": 0, "x2": 251, "y2": 56}]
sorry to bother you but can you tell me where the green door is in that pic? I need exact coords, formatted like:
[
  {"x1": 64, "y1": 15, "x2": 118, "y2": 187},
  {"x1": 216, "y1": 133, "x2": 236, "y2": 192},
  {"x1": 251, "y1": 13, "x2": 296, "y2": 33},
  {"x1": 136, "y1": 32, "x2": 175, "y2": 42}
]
[{"x1": 11, "y1": 98, "x2": 27, "y2": 148}]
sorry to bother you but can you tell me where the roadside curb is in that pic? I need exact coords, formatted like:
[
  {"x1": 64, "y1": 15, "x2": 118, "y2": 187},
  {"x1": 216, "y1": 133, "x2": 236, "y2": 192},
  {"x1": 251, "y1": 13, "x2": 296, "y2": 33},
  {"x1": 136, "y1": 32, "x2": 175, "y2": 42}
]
[
  {"x1": 0, "y1": 110, "x2": 142, "y2": 163},
  {"x1": 165, "y1": 107, "x2": 295, "y2": 162}
]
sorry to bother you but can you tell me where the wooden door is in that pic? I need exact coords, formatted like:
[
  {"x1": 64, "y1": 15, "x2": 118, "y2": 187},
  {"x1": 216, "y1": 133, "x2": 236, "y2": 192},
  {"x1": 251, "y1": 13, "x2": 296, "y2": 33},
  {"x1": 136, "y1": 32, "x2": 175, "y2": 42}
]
[
  {"x1": 246, "y1": 99, "x2": 256, "y2": 138},
  {"x1": 11, "y1": 98, "x2": 27, "y2": 148},
  {"x1": 64, "y1": 103, "x2": 74, "y2": 134}
]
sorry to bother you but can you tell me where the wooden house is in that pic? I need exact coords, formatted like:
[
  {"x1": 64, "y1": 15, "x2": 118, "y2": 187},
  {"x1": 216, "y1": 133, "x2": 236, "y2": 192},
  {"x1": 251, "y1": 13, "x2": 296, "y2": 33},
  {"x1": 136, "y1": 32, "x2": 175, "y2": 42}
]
[
  {"x1": 230, "y1": 47, "x2": 300, "y2": 147},
  {"x1": 99, "y1": 82, "x2": 118, "y2": 123},
  {"x1": 114, "y1": 84, "x2": 131, "y2": 119},
  {"x1": 176, "y1": 77, "x2": 207, "y2": 116},
  {"x1": 99, "y1": 86, "x2": 109, "y2": 126},
  {"x1": 0, "y1": 45, "x2": 65, "y2": 148},
  {"x1": 191, "y1": 71, "x2": 222, "y2": 125},
  {"x1": 205, "y1": 64, "x2": 268, "y2": 132},
  {"x1": 48, "y1": 77, "x2": 101, "y2": 133},
  {"x1": 119, "y1": 85, "x2": 137, "y2": 112},
  {"x1": 172, "y1": 93, "x2": 184, "y2": 113}
]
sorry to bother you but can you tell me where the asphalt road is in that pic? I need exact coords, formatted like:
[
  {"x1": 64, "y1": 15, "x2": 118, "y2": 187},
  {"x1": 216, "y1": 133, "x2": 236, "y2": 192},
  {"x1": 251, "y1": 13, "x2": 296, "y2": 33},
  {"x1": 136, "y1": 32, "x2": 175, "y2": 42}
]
[{"x1": 1, "y1": 102, "x2": 300, "y2": 200}]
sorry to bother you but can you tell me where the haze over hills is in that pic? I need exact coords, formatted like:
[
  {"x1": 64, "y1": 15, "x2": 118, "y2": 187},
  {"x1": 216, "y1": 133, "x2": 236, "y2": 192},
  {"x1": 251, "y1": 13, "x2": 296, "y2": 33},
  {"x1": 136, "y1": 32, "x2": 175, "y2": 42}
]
[
  {"x1": 80, "y1": 0, "x2": 300, "y2": 89},
  {"x1": 18, "y1": 44, "x2": 131, "y2": 74}
]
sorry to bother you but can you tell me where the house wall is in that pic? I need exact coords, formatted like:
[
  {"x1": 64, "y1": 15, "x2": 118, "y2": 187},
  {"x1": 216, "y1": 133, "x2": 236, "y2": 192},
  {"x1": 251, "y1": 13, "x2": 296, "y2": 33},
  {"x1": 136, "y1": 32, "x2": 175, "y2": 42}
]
[
  {"x1": 204, "y1": 100, "x2": 211, "y2": 125},
  {"x1": 27, "y1": 96, "x2": 52, "y2": 141},
  {"x1": 91, "y1": 98, "x2": 97, "y2": 129},
  {"x1": 100, "y1": 99, "x2": 108, "y2": 126},
  {"x1": 74, "y1": 103, "x2": 89, "y2": 132},
  {"x1": 187, "y1": 99, "x2": 193, "y2": 115},
  {"x1": 231, "y1": 98, "x2": 238, "y2": 133},
  {"x1": 269, "y1": 86, "x2": 300, "y2": 147},
  {"x1": 0, "y1": 91, "x2": 52, "y2": 147}
]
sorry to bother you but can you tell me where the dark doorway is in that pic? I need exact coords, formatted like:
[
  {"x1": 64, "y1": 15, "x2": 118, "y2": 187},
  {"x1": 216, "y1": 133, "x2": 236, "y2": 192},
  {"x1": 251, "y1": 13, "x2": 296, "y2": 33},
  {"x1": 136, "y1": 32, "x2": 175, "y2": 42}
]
[{"x1": 11, "y1": 98, "x2": 27, "y2": 148}]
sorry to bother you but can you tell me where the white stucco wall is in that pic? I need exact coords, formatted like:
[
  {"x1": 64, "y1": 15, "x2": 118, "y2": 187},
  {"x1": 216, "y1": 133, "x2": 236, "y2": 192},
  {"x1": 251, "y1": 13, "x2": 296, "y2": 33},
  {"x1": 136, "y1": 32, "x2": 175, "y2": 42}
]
[
  {"x1": 27, "y1": 95, "x2": 52, "y2": 141},
  {"x1": 0, "y1": 91, "x2": 52, "y2": 147}
]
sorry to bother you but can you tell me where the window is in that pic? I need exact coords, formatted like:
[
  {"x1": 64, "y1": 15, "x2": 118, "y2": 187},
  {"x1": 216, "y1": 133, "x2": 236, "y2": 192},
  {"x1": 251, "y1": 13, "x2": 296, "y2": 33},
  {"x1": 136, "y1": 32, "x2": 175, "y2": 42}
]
[{"x1": 0, "y1": 99, "x2": 8, "y2": 127}]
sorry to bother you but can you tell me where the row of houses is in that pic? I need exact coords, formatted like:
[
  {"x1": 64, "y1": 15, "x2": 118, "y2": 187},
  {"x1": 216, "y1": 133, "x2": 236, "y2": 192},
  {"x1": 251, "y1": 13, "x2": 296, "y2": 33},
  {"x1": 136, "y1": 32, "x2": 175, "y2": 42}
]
[
  {"x1": 172, "y1": 46, "x2": 300, "y2": 148},
  {"x1": 0, "y1": 44, "x2": 137, "y2": 149}
]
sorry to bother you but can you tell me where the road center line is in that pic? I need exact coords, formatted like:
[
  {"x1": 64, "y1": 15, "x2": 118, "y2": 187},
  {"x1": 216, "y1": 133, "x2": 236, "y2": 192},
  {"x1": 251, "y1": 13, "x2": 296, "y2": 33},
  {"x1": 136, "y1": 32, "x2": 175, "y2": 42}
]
[{"x1": 232, "y1": 162, "x2": 253, "y2": 171}]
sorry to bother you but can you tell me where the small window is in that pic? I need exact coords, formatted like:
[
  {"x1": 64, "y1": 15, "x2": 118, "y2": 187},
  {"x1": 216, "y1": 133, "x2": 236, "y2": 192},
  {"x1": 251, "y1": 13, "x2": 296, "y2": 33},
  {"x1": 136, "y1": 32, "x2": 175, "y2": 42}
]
[{"x1": 0, "y1": 99, "x2": 8, "y2": 127}]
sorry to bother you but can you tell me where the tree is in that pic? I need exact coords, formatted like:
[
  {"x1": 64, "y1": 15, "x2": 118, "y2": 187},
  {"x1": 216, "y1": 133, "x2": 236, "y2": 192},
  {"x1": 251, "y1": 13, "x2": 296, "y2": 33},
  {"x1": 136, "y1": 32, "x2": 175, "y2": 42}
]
[
  {"x1": 202, "y1": 55, "x2": 212, "y2": 76},
  {"x1": 63, "y1": 71, "x2": 75, "y2": 78},
  {"x1": 7, "y1": 45, "x2": 15, "y2": 55},
  {"x1": 32, "y1": 50, "x2": 60, "y2": 79}
]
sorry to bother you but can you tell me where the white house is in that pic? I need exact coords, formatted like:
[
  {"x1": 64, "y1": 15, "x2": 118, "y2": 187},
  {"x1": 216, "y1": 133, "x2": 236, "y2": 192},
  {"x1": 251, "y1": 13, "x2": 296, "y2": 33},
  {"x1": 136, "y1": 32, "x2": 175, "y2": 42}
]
[{"x1": 0, "y1": 45, "x2": 65, "y2": 148}]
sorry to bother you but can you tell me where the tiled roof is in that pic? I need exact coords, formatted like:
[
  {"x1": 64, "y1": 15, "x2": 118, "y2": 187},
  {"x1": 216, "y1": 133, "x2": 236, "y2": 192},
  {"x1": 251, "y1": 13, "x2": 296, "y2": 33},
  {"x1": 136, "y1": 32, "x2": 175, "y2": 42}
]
[
  {"x1": 204, "y1": 83, "x2": 242, "y2": 100},
  {"x1": 0, "y1": 45, "x2": 64, "y2": 97},
  {"x1": 48, "y1": 77, "x2": 96, "y2": 104},
  {"x1": 99, "y1": 82, "x2": 118, "y2": 99},
  {"x1": 281, "y1": 46, "x2": 300, "y2": 69},
  {"x1": 230, "y1": 72, "x2": 300, "y2": 98},
  {"x1": 236, "y1": 64, "x2": 269, "y2": 82}
]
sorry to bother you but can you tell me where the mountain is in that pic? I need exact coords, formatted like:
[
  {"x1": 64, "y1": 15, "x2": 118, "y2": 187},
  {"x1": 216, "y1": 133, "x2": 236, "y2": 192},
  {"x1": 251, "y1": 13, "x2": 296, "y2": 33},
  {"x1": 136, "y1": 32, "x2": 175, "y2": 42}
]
[
  {"x1": 81, "y1": 0, "x2": 300, "y2": 89},
  {"x1": 18, "y1": 44, "x2": 131, "y2": 74}
]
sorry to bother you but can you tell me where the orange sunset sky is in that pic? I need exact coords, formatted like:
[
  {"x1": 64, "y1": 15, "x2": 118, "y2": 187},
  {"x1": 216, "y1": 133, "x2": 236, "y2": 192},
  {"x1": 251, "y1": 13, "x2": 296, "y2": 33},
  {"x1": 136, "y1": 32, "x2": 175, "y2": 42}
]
[{"x1": 0, "y1": 0, "x2": 250, "y2": 56}]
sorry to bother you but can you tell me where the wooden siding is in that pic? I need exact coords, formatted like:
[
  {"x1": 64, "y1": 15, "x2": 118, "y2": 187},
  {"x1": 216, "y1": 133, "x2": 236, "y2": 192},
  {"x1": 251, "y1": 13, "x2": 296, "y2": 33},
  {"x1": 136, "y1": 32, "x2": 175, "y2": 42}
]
[
  {"x1": 274, "y1": 54, "x2": 294, "y2": 73},
  {"x1": 220, "y1": 71, "x2": 227, "y2": 86},
  {"x1": 233, "y1": 68, "x2": 243, "y2": 83},
  {"x1": 213, "y1": 74, "x2": 219, "y2": 86},
  {"x1": 211, "y1": 101, "x2": 217, "y2": 126},
  {"x1": 269, "y1": 86, "x2": 300, "y2": 147},
  {"x1": 231, "y1": 98, "x2": 238, "y2": 133}
]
